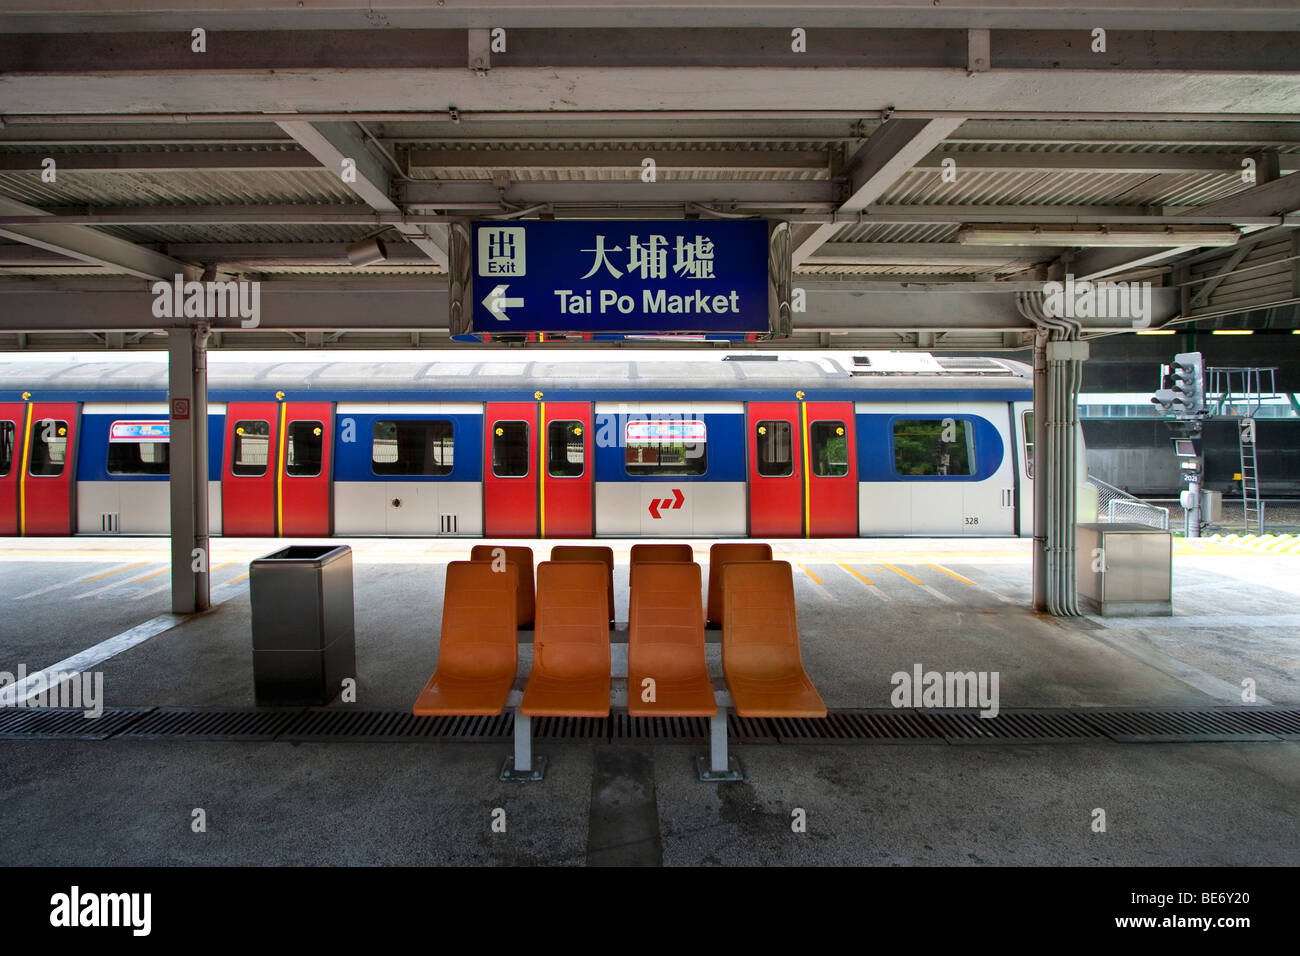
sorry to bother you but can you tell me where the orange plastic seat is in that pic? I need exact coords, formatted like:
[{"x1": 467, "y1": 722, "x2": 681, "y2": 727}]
[
  {"x1": 550, "y1": 545, "x2": 615, "y2": 622},
  {"x1": 628, "y1": 562, "x2": 717, "y2": 717},
  {"x1": 722, "y1": 561, "x2": 827, "y2": 718},
  {"x1": 470, "y1": 544, "x2": 534, "y2": 627},
  {"x1": 412, "y1": 561, "x2": 518, "y2": 715},
  {"x1": 706, "y1": 542, "x2": 773, "y2": 627},
  {"x1": 630, "y1": 543, "x2": 694, "y2": 565},
  {"x1": 521, "y1": 561, "x2": 611, "y2": 717}
]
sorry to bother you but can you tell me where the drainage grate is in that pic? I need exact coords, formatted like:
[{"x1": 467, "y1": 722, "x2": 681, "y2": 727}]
[
  {"x1": 614, "y1": 714, "x2": 710, "y2": 742},
  {"x1": 532, "y1": 715, "x2": 610, "y2": 740},
  {"x1": 284, "y1": 710, "x2": 515, "y2": 742},
  {"x1": 120, "y1": 707, "x2": 300, "y2": 741},
  {"x1": 0, "y1": 707, "x2": 1294, "y2": 744},
  {"x1": 0, "y1": 706, "x2": 150, "y2": 740}
]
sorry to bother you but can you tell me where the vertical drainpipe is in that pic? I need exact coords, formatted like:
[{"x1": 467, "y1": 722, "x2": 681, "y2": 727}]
[{"x1": 1032, "y1": 331, "x2": 1049, "y2": 613}]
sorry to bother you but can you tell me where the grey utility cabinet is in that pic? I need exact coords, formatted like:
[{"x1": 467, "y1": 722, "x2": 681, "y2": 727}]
[
  {"x1": 1076, "y1": 523, "x2": 1173, "y2": 617},
  {"x1": 249, "y1": 545, "x2": 356, "y2": 705}
]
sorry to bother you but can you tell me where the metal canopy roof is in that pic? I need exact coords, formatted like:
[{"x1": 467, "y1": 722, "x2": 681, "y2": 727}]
[{"x1": 1, "y1": 2, "x2": 1298, "y2": 351}]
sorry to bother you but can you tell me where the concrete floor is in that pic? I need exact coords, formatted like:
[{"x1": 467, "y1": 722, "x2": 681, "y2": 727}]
[{"x1": 1, "y1": 535, "x2": 1297, "y2": 866}]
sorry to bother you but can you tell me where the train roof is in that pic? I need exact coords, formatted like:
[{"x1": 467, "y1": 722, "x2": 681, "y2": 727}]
[{"x1": 0, "y1": 353, "x2": 1032, "y2": 395}]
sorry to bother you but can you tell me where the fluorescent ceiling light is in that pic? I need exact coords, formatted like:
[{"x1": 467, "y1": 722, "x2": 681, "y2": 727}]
[
  {"x1": 1211, "y1": 329, "x2": 1253, "y2": 335},
  {"x1": 956, "y1": 224, "x2": 1240, "y2": 247},
  {"x1": 1135, "y1": 329, "x2": 1175, "y2": 335}
]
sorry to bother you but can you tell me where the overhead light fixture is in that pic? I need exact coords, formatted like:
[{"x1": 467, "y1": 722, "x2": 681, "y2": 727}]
[
  {"x1": 1211, "y1": 329, "x2": 1253, "y2": 335},
  {"x1": 1135, "y1": 330, "x2": 1175, "y2": 335},
  {"x1": 346, "y1": 235, "x2": 388, "y2": 268},
  {"x1": 956, "y1": 224, "x2": 1241, "y2": 247}
]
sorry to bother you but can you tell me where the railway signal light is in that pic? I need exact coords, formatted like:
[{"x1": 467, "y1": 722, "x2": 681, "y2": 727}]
[{"x1": 1151, "y1": 351, "x2": 1204, "y2": 417}]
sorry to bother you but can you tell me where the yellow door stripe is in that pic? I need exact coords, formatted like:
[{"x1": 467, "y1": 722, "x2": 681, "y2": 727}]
[
  {"x1": 18, "y1": 402, "x2": 33, "y2": 536},
  {"x1": 838, "y1": 562, "x2": 874, "y2": 587},
  {"x1": 800, "y1": 401, "x2": 811, "y2": 538},
  {"x1": 882, "y1": 561, "x2": 924, "y2": 586},
  {"x1": 927, "y1": 562, "x2": 976, "y2": 586},
  {"x1": 82, "y1": 560, "x2": 151, "y2": 583},
  {"x1": 538, "y1": 402, "x2": 546, "y2": 538},
  {"x1": 275, "y1": 403, "x2": 287, "y2": 536}
]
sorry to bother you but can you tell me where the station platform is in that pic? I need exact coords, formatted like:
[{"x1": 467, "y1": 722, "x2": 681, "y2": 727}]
[{"x1": 1, "y1": 536, "x2": 1296, "y2": 866}]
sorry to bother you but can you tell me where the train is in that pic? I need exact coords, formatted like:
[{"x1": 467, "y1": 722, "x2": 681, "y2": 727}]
[{"x1": 0, "y1": 352, "x2": 1090, "y2": 539}]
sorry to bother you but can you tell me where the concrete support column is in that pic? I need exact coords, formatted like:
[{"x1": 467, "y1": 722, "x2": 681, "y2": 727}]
[
  {"x1": 1036, "y1": 339, "x2": 1089, "y2": 616},
  {"x1": 168, "y1": 325, "x2": 210, "y2": 614}
]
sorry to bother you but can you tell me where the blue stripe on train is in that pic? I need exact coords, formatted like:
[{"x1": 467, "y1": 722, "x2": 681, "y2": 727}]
[
  {"x1": 856, "y1": 412, "x2": 1005, "y2": 482},
  {"x1": 592, "y1": 412, "x2": 746, "y2": 483},
  {"x1": 331, "y1": 412, "x2": 484, "y2": 482}
]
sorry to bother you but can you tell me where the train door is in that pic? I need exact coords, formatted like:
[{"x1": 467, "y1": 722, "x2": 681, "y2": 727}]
[
  {"x1": 484, "y1": 402, "x2": 538, "y2": 537},
  {"x1": 0, "y1": 403, "x2": 20, "y2": 535},
  {"x1": 804, "y1": 401, "x2": 858, "y2": 537},
  {"x1": 222, "y1": 402, "x2": 278, "y2": 536},
  {"x1": 17, "y1": 402, "x2": 80, "y2": 535},
  {"x1": 1012, "y1": 402, "x2": 1033, "y2": 537},
  {"x1": 747, "y1": 401, "x2": 802, "y2": 537},
  {"x1": 540, "y1": 402, "x2": 592, "y2": 538},
  {"x1": 279, "y1": 402, "x2": 334, "y2": 537}
]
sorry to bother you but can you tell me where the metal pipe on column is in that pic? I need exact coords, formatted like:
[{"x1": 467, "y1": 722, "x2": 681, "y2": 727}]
[
  {"x1": 1032, "y1": 331, "x2": 1049, "y2": 612},
  {"x1": 167, "y1": 325, "x2": 210, "y2": 614}
]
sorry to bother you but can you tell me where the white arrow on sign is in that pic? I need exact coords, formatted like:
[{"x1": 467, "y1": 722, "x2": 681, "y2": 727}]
[{"x1": 483, "y1": 283, "x2": 524, "y2": 321}]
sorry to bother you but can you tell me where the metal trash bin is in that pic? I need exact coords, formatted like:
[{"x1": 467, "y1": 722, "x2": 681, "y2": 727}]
[
  {"x1": 250, "y1": 544, "x2": 356, "y2": 705},
  {"x1": 1076, "y1": 523, "x2": 1172, "y2": 617}
]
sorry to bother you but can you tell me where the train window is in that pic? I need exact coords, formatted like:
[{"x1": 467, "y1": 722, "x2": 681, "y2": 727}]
[
  {"x1": 286, "y1": 421, "x2": 324, "y2": 477},
  {"x1": 893, "y1": 419, "x2": 975, "y2": 477},
  {"x1": 232, "y1": 420, "x2": 271, "y2": 476},
  {"x1": 0, "y1": 421, "x2": 13, "y2": 477},
  {"x1": 492, "y1": 421, "x2": 529, "y2": 478},
  {"x1": 107, "y1": 440, "x2": 169, "y2": 476},
  {"x1": 28, "y1": 419, "x2": 69, "y2": 477},
  {"x1": 372, "y1": 420, "x2": 453, "y2": 477},
  {"x1": 547, "y1": 421, "x2": 584, "y2": 478},
  {"x1": 755, "y1": 420, "x2": 792, "y2": 477},
  {"x1": 625, "y1": 418, "x2": 707, "y2": 476},
  {"x1": 810, "y1": 421, "x2": 849, "y2": 477},
  {"x1": 1022, "y1": 410, "x2": 1034, "y2": 478}
]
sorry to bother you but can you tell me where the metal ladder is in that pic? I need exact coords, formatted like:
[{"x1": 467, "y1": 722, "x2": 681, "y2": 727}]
[
  {"x1": 1239, "y1": 422, "x2": 1263, "y2": 534},
  {"x1": 1207, "y1": 366, "x2": 1276, "y2": 535}
]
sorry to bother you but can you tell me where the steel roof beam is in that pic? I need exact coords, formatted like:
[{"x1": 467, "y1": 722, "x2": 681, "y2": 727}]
[
  {"x1": 0, "y1": 195, "x2": 195, "y2": 281},
  {"x1": 276, "y1": 120, "x2": 449, "y2": 268},
  {"x1": 793, "y1": 117, "x2": 965, "y2": 265}
]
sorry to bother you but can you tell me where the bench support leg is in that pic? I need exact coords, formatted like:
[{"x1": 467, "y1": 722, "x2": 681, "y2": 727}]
[
  {"x1": 500, "y1": 710, "x2": 546, "y2": 782},
  {"x1": 696, "y1": 708, "x2": 743, "y2": 782}
]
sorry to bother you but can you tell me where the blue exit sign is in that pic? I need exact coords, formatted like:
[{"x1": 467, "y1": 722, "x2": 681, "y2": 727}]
[{"x1": 455, "y1": 219, "x2": 781, "y2": 337}]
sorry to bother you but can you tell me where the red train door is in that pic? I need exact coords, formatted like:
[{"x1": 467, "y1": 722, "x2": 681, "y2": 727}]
[
  {"x1": 0, "y1": 402, "x2": 21, "y2": 535},
  {"x1": 747, "y1": 401, "x2": 802, "y2": 537},
  {"x1": 484, "y1": 402, "x2": 538, "y2": 537},
  {"x1": 278, "y1": 402, "x2": 334, "y2": 537},
  {"x1": 19, "y1": 402, "x2": 79, "y2": 536},
  {"x1": 222, "y1": 402, "x2": 279, "y2": 536},
  {"x1": 540, "y1": 401, "x2": 592, "y2": 538},
  {"x1": 804, "y1": 401, "x2": 858, "y2": 537}
]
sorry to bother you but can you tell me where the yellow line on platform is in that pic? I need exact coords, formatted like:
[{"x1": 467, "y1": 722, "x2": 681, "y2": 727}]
[
  {"x1": 129, "y1": 566, "x2": 172, "y2": 583},
  {"x1": 81, "y1": 561, "x2": 151, "y2": 583},
  {"x1": 927, "y1": 562, "x2": 976, "y2": 586},
  {"x1": 882, "y1": 562, "x2": 924, "y2": 587},
  {"x1": 797, "y1": 564, "x2": 824, "y2": 586},
  {"x1": 838, "y1": 563, "x2": 874, "y2": 587}
]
